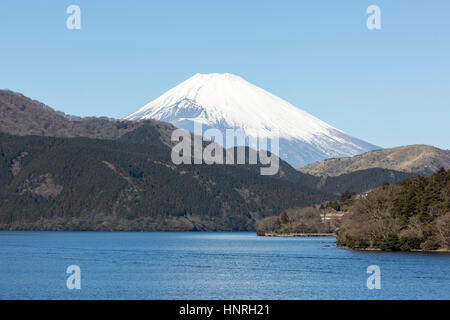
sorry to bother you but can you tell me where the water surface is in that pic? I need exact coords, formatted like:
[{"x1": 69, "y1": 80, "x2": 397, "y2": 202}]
[{"x1": 0, "y1": 232, "x2": 449, "y2": 299}]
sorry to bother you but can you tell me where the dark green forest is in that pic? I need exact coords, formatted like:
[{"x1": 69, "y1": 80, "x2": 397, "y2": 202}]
[{"x1": 0, "y1": 129, "x2": 332, "y2": 231}]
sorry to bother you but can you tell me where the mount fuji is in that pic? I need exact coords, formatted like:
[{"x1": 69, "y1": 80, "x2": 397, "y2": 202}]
[{"x1": 124, "y1": 73, "x2": 379, "y2": 168}]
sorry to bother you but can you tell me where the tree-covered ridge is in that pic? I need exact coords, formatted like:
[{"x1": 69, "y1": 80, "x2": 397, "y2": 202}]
[
  {"x1": 337, "y1": 168, "x2": 450, "y2": 251},
  {"x1": 0, "y1": 131, "x2": 331, "y2": 231},
  {"x1": 0, "y1": 89, "x2": 176, "y2": 146},
  {"x1": 318, "y1": 168, "x2": 413, "y2": 195}
]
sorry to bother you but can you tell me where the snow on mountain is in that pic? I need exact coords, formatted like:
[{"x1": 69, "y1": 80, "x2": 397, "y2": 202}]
[{"x1": 124, "y1": 73, "x2": 379, "y2": 168}]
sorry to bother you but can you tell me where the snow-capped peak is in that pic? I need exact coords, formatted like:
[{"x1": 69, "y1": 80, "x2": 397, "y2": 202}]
[
  {"x1": 124, "y1": 73, "x2": 379, "y2": 168},
  {"x1": 126, "y1": 73, "x2": 336, "y2": 140}
]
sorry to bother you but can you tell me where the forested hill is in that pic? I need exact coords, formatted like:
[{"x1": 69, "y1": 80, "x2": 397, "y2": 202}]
[
  {"x1": 0, "y1": 131, "x2": 332, "y2": 231},
  {"x1": 337, "y1": 168, "x2": 450, "y2": 251}
]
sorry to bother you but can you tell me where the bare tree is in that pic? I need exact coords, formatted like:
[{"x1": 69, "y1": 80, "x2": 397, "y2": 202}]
[{"x1": 435, "y1": 213, "x2": 450, "y2": 249}]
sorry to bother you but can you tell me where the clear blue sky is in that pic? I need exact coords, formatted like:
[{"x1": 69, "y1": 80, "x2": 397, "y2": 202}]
[{"x1": 1, "y1": 0, "x2": 449, "y2": 149}]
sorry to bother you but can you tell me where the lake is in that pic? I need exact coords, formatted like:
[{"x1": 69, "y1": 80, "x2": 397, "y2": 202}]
[{"x1": 0, "y1": 231, "x2": 449, "y2": 299}]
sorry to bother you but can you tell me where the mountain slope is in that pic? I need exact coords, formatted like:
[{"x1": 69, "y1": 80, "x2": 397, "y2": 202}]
[
  {"x1": 0, "y1": 89, "x2": 175, "y2": 145},
  {"x1": 299, "y1": 145, "x2": 450, "y2": 177},
  {"x1": 317, "y1": 168, "x2": 414, "y2": 194},
  {"x1": 0, "y1": 131, "x2": 333, "y2": 231},
  {"x1": 124, "y1": 73, "x2": 379, "y2": 168}
]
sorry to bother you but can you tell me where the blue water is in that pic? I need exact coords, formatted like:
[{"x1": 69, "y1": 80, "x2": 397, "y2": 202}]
[{"x1": 0, "y1": 231, "x2": 449, "y2": 299}]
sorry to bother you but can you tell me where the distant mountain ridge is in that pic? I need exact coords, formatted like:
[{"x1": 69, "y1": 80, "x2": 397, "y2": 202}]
[
  {"x1": 124, "y1": 73, "x2": 379, "y2": 168},
  {"x1": 0, "y1": 89, "x2": 175, "y2": 145},
  {"x1": 299, "y1": 145, "x2": 450, "y2": 177}
]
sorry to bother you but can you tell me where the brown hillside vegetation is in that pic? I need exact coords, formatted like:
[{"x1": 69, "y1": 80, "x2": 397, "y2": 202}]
[
  {"x1": 0, "y1": 89, "x2": 175, "y2": 145},
  {"x1": 299, "y1": 145, "x2": 450, "y2": 177},
  {"x1": 255, "y1": 192, "x2": 354, "y2": 236},
  {"x1": 337, "y1": 168, "x2": 450, "y2": 251}
]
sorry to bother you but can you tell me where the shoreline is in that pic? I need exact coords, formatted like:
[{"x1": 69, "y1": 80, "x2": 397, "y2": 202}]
[
  {"x1": 261, "y1": 232, "x2": 336, "y2": 237},
  {"x1": 337, "y1": 245, "x2": 450, "y2": 253}
]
